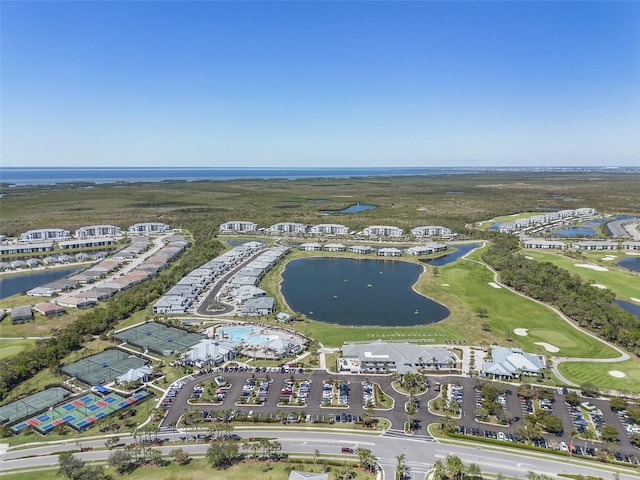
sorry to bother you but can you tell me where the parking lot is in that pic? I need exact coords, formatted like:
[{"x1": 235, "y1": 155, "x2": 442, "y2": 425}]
[{"x1": 160, "y1": 369, "x2": 639, "y2": 464}]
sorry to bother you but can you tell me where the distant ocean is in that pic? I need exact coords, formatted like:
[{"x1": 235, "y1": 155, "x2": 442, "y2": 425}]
[{"x1": 0, "y1": 167, "x2": 480, "y2": 186}]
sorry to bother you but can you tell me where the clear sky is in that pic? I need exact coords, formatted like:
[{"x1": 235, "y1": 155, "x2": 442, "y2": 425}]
[{"x1": 2, "y1": 1, "x2": 639, "y2": 168}]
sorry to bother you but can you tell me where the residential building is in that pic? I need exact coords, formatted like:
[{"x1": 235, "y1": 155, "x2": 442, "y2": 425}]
[
  {"x1": 523, "y1": 239, "x2": 567, "y2": 249},
  {"x1": 299, "y1": 242, "x2": 322, "y2": 251},
  {"x1": 219, "y1": 221, "x2": 258, "y2": 233},
  {"x1": 377, "y1": 247, "x2": 402, "y2": 257},
  {"x1": 240, "y1": 297, "x2": 275, "y2": 316},
  {"x1": 348, "y1": 245, "x2": 372, "y2": 254},
  {"x1": 572, "y1": 240, "x2": 618, "y2": 251},
  {"x1": 323, "y1": 243, "x2": 346, "y2": 252},
  {"x1": 309, "y1": 224, "x2": 349, "y2": 235},
  {"x1": 622, "y1": 241, "x2": 640, "y2": 251},
  {"x1": 127, "y1": 222, "x2": 169, "y2": 235},
  {"x1": 75, "y1": 225, "x2": 122, "y2": 238},
  {"x1": 10, "y1": 306, "x2": 33, "y2": 324},
  {"x1": 411, "y1": 225, "x2": 452, "y2": 237},
  {"x1": 20, "y1": 228, "x2": 70, "y2": 242},
  {"x1": 266, "y1": 222, "x2": 308, "y2": 235},
  {"x1": 361, "y1": 225, "x2": 403, "y2": 237}
]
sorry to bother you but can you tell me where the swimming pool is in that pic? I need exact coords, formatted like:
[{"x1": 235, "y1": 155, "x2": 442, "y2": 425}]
[{"x1": 218, "y1": 326, "x2": 279, "y2": 345}]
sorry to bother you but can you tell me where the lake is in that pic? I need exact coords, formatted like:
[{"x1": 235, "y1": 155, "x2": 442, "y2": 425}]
[
  {"x1": 421, "y1": 244, "x2": 481, "y2": 267},
  {"x1": 617, "y1": 300, "x2": 640, "y2": 322},
  {"x1": 552, "y1": 227, "x2": 598, "y2": 237},
  {"x1": 0, "y1": 267, "x2": 80, "y2": 299},
  {"x1": 320, "y1": 203, "x2": 376, "y2": 214},
  {"x1": 618, "y1": 257, "x2": 640, "y2": 272},
  {"x1": 280, "y1": 257, "x2": 449, "y2": 326}
]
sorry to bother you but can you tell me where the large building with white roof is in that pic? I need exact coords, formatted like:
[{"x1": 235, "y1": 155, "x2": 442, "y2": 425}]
[
  {"x1": 128, "y1": 223, "x2": 169, "y2": 235},
  {"x1": 309, "y1": 224, "x2": 349, "y2": 235},
  {"x1": 361, "y1": 225, "x2": 403, "y2": 237},
  {"x1": 266, "y1": 222, "x2": 308, "y2": 235},
  {"x1": 219, "y1": 221, "x2": 258, "y2": 233},
  {"x1": 483, "y1": 346, "x2": 543, "y2": 379},
  {"x1": 411, "y1": 226, "x2": 452, "y2": 237},
  {"x1": 75, "y1": 225, "x2": 122, "y2": 238},
  {"x1": 20, "y1": 228, "x2": 71, "y2": 242},
  {"x1": 340, "y1": 340, "x2": 456, "y2": 374}
]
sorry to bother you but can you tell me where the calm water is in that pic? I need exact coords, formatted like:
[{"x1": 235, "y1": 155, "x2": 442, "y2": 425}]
[
  {"x1": 618, "y1": 257, "x2": 640, "y2": 272},
  {"x1": 280, "y1": 257, "x2": 449, "y2": 326},
  {"x1": 617, "y1": 300, "x2": 640, "y2": 322},
  {"x1": 553, "y1": 227, "x2": 598, "y2": 237},
  {"x1": 0, "y1": 167, "x2": 474, "y2": 186},
  {"x1": 0, "y1": 267, "x2": 80, "y2": 299},
  {"x1": 320, "y1": 203, "x2": 376, "y2": 214},
  {"x1": 421, "y1": 244, "x2": 480, "y2": 267}
]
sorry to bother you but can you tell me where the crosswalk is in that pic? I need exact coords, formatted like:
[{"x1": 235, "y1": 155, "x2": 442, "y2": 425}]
[{"x1": 383, "y1": 428, "x2": 435, "y2": 442}]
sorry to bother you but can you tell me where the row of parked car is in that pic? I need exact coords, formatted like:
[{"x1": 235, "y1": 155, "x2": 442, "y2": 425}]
[{"x1": 363, "y1": 381, "x2": 375, "y2": 407}]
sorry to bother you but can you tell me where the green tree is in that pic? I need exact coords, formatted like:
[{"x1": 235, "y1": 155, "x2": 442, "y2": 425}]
[
  {"x1": 444, "y1": 454, "x2": 465, "y2": 480},
  {"x1": 57, "y1": 452, "x2": 85, "y2": 480},
  {"x1": 356, "y1": 447, "x2": 377, "y2": 472},
  {"x1": 599, "y1": 425, "x2": 619, "y2": 443},
  {"x1": 467, "y1": 463, "x2": 482, "y2": 480},
  {"x1": 206, "y1": 440, "x2": 240, "y2": 469},
  {"x1": 108, "y1": 448, "x2": 134, "y2": 474}
]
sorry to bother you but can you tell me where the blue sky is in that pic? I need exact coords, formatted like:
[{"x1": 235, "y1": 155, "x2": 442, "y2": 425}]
[{"x1": 2, "y1": 1, "x2": 639, "y2": 168}]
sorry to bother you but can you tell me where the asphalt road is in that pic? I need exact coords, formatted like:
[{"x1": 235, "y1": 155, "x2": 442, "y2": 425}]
[{"x1": 2, "y1": 429, "x2": 638, "y2": 480}]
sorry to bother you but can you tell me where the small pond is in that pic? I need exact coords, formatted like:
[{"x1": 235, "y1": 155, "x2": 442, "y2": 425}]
[
  {"x1": 281, "y1": 257, "x2": 448, "y2": 326},
  {"x1": 552, "y1": 227, "x2": 598, "y2": 237},
  {"x1": 421, "y1": 244, "x2": 480, "y2": 267},
  {"x1": 320, "y1": 203, "x2": 376, "y2": 214},
  {"x1": 618, "y1": 257, "x2": 640, "y2": 272},
  {"x1": 617, "y1": 300, "x2": 640, "y2": 322},
  {"x1": 0, "y1": 267, "x2": 81, "y2": 300}
]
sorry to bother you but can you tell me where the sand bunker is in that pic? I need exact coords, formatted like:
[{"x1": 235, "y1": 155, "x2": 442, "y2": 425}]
[
  {"x1": 631, "y1": 297, "x2": 640, "y2": 304},
  {"x1": 534, "y1": 342, "x2": 560, "y2": 353},
  {"x1": 514, "y1": 328, "x2": 528, "y2": 336},
  {"x1": 575, "y1": 264, "x2": 609, "y2": 272},
  {"x1": 525, "y1": 256, "x2": 534, "y2": 260},
  {"x1": 440, "y1": 283, "x2": 450, "y2": 287},
  {"x1": 602, "y1": 256, "x2": 617, "y2": 261},
  {"x1": 488, "y1": 282, "x2": 502, "y2": 289},
  {"x1": 609, "y1": 370, "x2": 626, "y2": 378},
  {"x1": 590, "y1": 284, "x2": 608, "y2": 289}
]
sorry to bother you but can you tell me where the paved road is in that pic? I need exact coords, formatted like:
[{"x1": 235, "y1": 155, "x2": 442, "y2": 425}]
[
  {"x1": 195, "y1": 248, "x2": 268, "y2": 316},
  {"x1": 2, "y1": 429, "x2": 638, "y2": 480}
]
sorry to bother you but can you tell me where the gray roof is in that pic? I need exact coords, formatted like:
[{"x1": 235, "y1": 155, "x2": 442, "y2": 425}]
[
  {"x1": 342, "y1": 340, "x2": 455, "y2": 374},
  {"x1": 483, "y1": 345, "x2": 542, "y2": 377},
  {"x1": 289, "y1": 472, "x2": 329, "y2": 480},
  {"x1": 11, "y1": 306, "x2": 33, "y2": 321}
]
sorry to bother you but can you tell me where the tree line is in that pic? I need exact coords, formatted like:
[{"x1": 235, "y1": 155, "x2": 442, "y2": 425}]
[
  {"x1": 0, "y1": 236, "x2": 225, "y2": 401},
  {"x1": 482, "y1": 235, "x2": 640, "y2": 356}
]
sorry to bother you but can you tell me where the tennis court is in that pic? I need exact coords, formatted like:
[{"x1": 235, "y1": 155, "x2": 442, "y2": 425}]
[
  {"x1": 113, "y1": 322, "x2": 203, "y2": 356},
  {"x1": 11, "y1": 389, "x2": 152, "y2": 434},
  {"x1": 0, "y1": 387, "x2": 71, "y2": 425},
  {"x1": 61, "y1": 349, "x2": 148, "y2": 386}
]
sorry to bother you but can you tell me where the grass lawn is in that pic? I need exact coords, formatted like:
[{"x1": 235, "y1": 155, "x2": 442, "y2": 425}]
[
  {"x1": 522, "y1": 250, "x2": 640, "y2": 300},
  {"x1": 0, "y1": 457, "x2": 374, "y2": 480},
  {"x1": 0, "y1": 338, "x2": 35, "y2": 359},
  {"x1": 257, "y1": 245, "x2": 620, "y2": 363},
  {"x1": 557, "y1": 359, "x2": 640, "y2": 394}
]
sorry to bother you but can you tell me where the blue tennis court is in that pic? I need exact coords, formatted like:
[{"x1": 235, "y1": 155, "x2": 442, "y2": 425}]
[{"x1": 12, "y1": 389, "x2": 152, "y2": 435}]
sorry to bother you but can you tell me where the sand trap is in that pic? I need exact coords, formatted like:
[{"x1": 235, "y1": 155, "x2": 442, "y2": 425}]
[
  {"x1": 626, "y1": 252, "x2": 640, "y2": 256},
  {"x1": 525, "y1": 256, "x2": 534, "y2": 260},
  {"x1": 440, "y1": 283, "x2": 450, "y2": 287},
  {"x1": 514, "y1": 328, "x2": 528, "y2": 336},
  {"x1": 602, "y1": 256, "x2": 617, "y2": 261},
  {"x1": 575, "y1": 264, "x2": 609, "y2": 272},
  {"x1": 590, "y1": 284, "x2": 608, "y2": 289},
  {"x1": 609, "y1": 370, "x2": 627, "y2": 378},
  {"x1": 631, "y1": 297, "x2": 640, "y2": 304},
  {"x1": 488, "y1": 282, "x2": 502, "y2": 289},
  {"x1": 535, "y1": 342, "x2": 560, "y2": 353}
]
